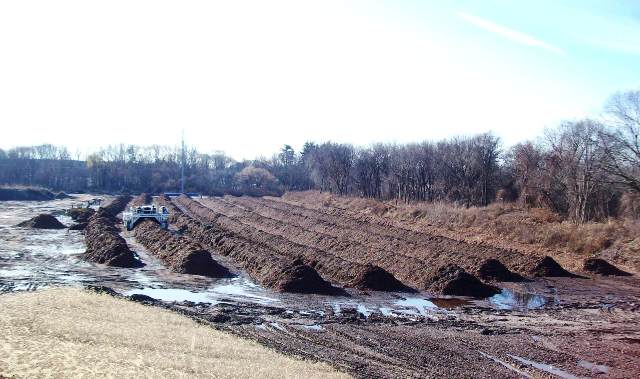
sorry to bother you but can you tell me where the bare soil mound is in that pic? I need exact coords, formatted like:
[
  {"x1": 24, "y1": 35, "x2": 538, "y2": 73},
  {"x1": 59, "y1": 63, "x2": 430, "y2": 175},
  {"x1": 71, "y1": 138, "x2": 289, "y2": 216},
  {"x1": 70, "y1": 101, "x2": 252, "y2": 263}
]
[
  {"x1": 129, "y1": 194, "x2": 231, "y2": 277},
  {"x1": 133, "y1": 219, "x2": 232, "y2": 278},
  {"x1": 68, "y1": 207, "x2": 95, "y2": 223},
  {"x1": 84, "y1": 208, "x2": 143, "y2": 268},
  {"x1": 477, "y1": 259, "x2": 527, "y2": 282},
  {"x1": 16, "y1": 214, "x2": 66, "y2": 229},
  {"x1": 159, "y1": 196, "x2": 346, "y2": 295},
  {"x1": 101, "y1": 195, "x2": 132, "y2": 217},
  {"x1": 234, "y1": 195, "x2": 538, "y2": 284},
  {"x1": 583, "y1": 258, "x2": 632, "y2": 276},
  {"x1": 530, "y1": 256, "x2": 578, "y2": 277},
  {"x1": 273, "y1": 258, "x2": 344, "y2": 295},
  {"x1": 349, "y1": 264, "x2": 415, "y2": 292},
  {"x1": 0, "y1": 187, "x2": 56, "y2": 201},
  {"x1": 193, "y1": 196, "x2": 417, "y2": 290},
  {"x1": 426, "y1": 264, "x2": 500, "y2": 298}
]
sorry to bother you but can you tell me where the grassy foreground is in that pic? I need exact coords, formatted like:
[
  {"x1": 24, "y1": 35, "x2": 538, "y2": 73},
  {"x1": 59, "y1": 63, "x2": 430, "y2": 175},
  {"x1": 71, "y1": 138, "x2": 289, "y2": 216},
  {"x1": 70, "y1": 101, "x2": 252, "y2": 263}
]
[{"x1": 0, "y1": 288, "x2": 349, "y2": 379}]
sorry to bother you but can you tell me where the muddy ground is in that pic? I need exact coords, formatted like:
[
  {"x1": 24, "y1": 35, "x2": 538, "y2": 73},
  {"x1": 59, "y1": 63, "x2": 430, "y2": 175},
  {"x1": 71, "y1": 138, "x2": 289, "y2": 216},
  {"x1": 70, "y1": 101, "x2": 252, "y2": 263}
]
[{"x1": 1, "y1": 195, "x2": 640, "y2": 378}]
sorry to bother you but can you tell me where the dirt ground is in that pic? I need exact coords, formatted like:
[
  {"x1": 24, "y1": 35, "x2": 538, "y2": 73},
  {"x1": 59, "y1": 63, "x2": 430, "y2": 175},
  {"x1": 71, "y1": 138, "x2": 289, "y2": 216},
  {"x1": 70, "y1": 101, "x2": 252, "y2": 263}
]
[
  {"x1": 2, "y1": 193, "x2": 640, "y2": 378},
  {"x1": 150, "y1": 194, "x2": 640, "y2": 378},
  {"x1": 113, "y1": 272, "x2": 640, "y2": 378}
]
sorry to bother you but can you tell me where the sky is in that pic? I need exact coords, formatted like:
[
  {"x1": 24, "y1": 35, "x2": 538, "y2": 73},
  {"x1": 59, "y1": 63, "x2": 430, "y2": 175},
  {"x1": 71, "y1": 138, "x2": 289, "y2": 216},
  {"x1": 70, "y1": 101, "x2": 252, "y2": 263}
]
[{"x1": 1, "y1": 0, "x2": 639, "y2": 160}]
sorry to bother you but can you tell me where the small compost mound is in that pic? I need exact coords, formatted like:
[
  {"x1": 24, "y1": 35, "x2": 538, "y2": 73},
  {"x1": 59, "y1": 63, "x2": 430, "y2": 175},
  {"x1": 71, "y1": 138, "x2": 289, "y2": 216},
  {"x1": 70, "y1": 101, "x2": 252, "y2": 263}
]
[
  {"x1": 583, "y1": 258, "x2": 631, "y2": 276},
  {"x1": 84, "y1": 209, "x2": 144, "y2": 268},
  {"x1": 16, "y1": 214, "x2": 66, "y2": 229},
  {"x1": 530, "y1": 256, "x2": 577, "y2": 277},
  {"x1": 350, "y1": 264, "x2": 414, "y2": 292},
  {"x1": 426, "y1": 264, "x2": 500, "y2": 298},
  {"x1": 477, "y1": 259, "x2": 527, "y2": 282},
  {"x1": 273, "y1": 260, "x2": 344, "y2": 295}
]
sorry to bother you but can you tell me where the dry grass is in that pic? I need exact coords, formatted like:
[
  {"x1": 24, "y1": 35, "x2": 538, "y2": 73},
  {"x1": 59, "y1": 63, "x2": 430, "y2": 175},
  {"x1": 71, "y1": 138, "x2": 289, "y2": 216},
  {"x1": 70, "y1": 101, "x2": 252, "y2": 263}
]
[
  {"x1": 0, "y1": 288, "x2": 350, "y2": 379},
  {"x1": 283, "y1": 191, "x2": 640, "y2": 273}
]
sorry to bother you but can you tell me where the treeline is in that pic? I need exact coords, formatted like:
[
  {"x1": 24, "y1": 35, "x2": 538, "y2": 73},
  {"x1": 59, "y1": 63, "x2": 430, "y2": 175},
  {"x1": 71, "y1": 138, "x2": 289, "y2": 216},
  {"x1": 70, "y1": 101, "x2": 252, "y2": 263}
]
[
  {"x1": 0, "y1": 144, "x2": 281, "y2": 197},
  {"x1": 1, "y1": 89, "x2": 638, "y2": 223}
]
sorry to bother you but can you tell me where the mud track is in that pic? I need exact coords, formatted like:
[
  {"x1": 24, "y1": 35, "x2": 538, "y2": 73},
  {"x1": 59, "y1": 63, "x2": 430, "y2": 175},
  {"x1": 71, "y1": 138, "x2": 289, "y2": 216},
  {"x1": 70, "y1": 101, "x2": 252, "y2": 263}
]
[
  {"x1": 83, "y1": 195, "x2": 143, "y2": 268},
  {"x1": 157, "y1": 196, "x2": 343, "y2": 295},
  {"x1": 128, "y1": 194, "x2": 231, "y2": 278}
]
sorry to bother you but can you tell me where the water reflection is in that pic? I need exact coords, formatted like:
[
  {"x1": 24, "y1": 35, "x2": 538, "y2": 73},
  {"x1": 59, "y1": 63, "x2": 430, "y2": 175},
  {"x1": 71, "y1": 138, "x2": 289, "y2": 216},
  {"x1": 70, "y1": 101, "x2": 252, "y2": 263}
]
[
  {"x1": 490, "y1": 289, "x2": 553, "y2": 310},
  {"x1": 394, "y1": 297, "x2": 437, "y2": 316}
]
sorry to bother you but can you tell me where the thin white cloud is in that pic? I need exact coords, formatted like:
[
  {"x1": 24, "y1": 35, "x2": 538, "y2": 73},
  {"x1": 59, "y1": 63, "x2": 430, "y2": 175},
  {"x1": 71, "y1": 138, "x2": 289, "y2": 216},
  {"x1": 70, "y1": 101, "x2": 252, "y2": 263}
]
[{"x1": 459, "y1": 12, "x2": 565, "y2": 56}]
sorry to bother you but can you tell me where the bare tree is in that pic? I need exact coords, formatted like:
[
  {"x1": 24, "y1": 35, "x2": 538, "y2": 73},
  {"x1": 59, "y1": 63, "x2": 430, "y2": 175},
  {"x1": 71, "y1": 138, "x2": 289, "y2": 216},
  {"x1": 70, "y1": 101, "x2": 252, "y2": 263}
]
[
  {"x1": 600, "y1": 89, "x2": 640, "y2": 193},
  {"x1": 544, "y1": 120, "x2": 612, "y2": 223}
]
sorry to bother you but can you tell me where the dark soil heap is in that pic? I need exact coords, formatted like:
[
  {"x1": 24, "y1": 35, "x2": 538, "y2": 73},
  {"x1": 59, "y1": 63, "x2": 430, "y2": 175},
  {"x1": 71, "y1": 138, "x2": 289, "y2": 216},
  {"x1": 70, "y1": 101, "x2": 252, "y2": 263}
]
[
  {"x1": 272, "y1": 259, "x2": 344, "y2": 295},
  {"x1": 100, "y1": 195, "x2": 132, "y2": 217},
  {"x1": 68, "y1": 207, "x2": 95, "y2": 230},
  {"x1": 83, "y1": 195, "x2": 143, "y2": 268},
  {"x1": 16, "y1": 214, "x2": 66, "y2": 229},
  {"x1": 158, "y1": 196, "x2": 346, "y2": 295},
  {"x1": 128, "y1": 193, "x2": 231, "y2": 277},
  {"x1": 175, "y1": 195, "x2": 418, "y2": 293},
  {"x1": 133, "y1": 219, "x2": 232, "y2": 277},
  {"x1": 530, "y1": 256, "x2": 577, "y2": 277},
  {"x1": 426, "y1": 264, "x2": 500, "y2": 298},
  {"x1": 477, "y1": 259, "x2": 527, "y2": 282},
  {"x1": 69, "y1": 207, "x2": 95, "y2": 223},
  {"x1": 583, "y1": 258, "x2": 631, "y2": 276},
  {"x1": 350, "y1": 264, "x2": 414, "y2": 292}
]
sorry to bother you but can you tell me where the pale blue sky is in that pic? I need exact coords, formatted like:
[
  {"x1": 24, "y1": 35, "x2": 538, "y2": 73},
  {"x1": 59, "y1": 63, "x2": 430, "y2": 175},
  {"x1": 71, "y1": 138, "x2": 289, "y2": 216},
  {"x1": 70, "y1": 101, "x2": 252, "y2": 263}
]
[{"x1": 0, "y1": 0, "x2": 638, "y2": 159}]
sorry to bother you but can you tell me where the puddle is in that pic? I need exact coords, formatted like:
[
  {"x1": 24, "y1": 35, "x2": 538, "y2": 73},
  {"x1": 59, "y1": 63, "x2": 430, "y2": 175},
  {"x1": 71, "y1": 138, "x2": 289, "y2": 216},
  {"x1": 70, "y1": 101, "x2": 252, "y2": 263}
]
[
  {"x1": 479, "y1": 351, "x2": 533, "y2": 378},
  {"x1": 327, "y1": 295, "x2": 468, "y2": 319},
  {"x1": 490, "y1": 289, "x2": 553, "y2": 311},
  {"x1": 300, "y1": 324, "x2": 323, "y2": 332},
  {"x1": 123, "y1": 279, "x2": 280, "y2": 305},
  {"x1": 0, "y1": 198, "x2": 282, "y2": 307},
  {"x1": 269, "y1": 322, "x2": 287, "y2": 332},
  {"x1": 212, "y1": 282, "x2": 279, "y2": 303},
  {"x1": 357, "y1": 304, "x2": 373, "y2": 317},
  {"x1": 578, "y1": 360, "x2": 609, "y2": 374},
  {"x1": 394, "y1": 297, "x2": 437, "y2": 316},
  {"x1": 329, "y1": 301, "x2": 373, "y2": 317},
  {"x1": 125, "y1": 288, "x2": 218, "y2": 303},
  {"x1": 508, "y1": 355, "x2": 578, "y2": 379},
  {"x1": 430, "y1": 297, "x2": 472, "y2": 309}
]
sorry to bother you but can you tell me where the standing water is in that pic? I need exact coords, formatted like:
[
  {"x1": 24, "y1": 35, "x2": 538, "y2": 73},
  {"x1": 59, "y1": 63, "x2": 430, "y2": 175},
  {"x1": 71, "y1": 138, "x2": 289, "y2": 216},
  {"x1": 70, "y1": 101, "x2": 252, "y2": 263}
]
[{"x1": 0, "y1": 197, "x2": 278, "y2": 305}]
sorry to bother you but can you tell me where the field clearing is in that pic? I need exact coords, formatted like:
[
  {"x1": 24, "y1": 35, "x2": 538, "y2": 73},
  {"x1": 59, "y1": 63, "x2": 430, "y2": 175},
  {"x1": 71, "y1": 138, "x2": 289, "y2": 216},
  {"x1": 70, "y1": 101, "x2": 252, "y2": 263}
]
[{"x1": 0, "y1": 288, "x2": 349, "y2": 379}]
